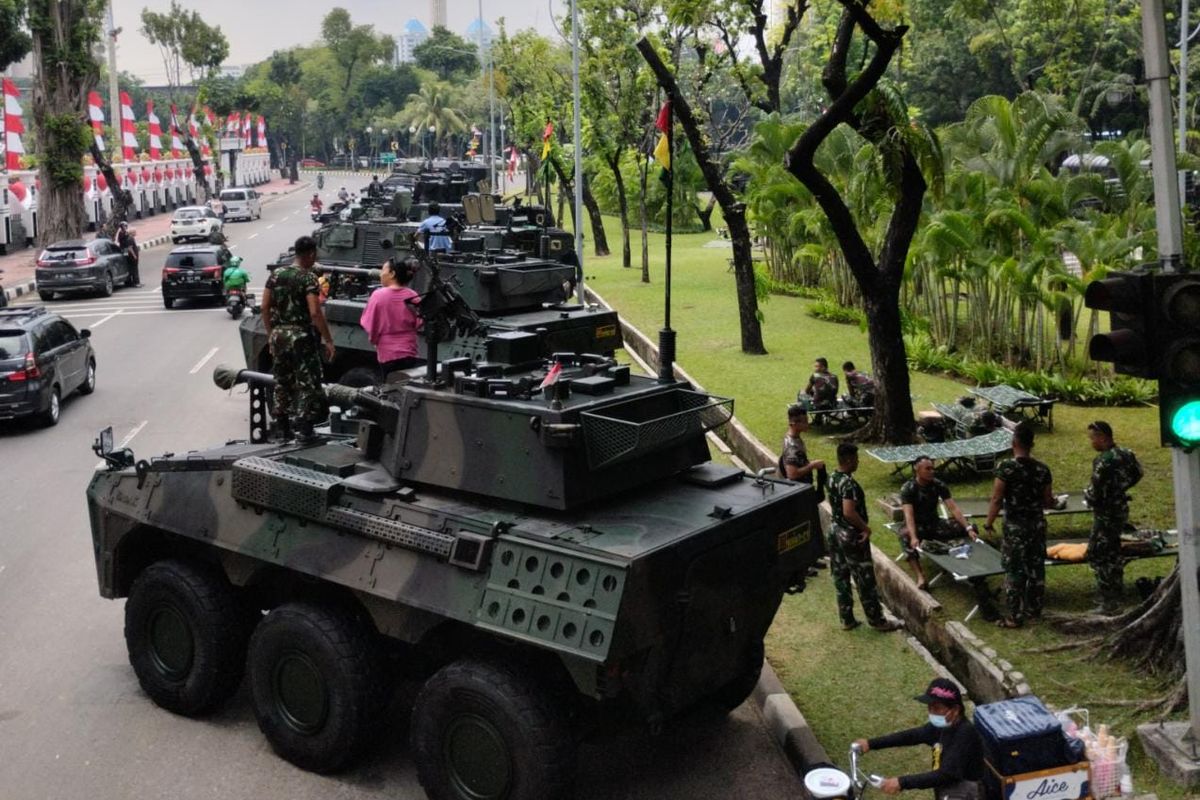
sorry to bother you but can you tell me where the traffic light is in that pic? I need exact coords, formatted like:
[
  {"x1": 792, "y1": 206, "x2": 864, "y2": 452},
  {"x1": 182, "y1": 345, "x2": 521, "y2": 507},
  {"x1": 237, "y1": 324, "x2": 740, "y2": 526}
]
[
  {"x1": 1084, "y1": 271, "x2": 1156, "y2": 378},
  {"x1": 1153, "y1": 274, "x2": 1200, "y2": 448}
]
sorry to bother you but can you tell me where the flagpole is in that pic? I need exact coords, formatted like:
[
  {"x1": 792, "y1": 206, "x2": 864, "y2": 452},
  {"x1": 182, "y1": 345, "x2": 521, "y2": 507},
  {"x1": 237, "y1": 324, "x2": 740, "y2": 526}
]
[
  {"x1": 571, "y1": 0, "x2": 585, "y2": 304},
  {"x1": 658, "y1": 92, "x2": 675, "y2": 384}
]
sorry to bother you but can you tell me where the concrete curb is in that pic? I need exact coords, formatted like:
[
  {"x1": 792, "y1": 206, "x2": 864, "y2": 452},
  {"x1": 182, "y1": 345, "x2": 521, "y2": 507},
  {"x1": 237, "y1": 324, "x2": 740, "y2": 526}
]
[
  {"x1": 3, "y1": 180, "x2": 309, "y2": 302},
  {"x1": 753, "y1": 660, "x2": 830, "y2": 784}
]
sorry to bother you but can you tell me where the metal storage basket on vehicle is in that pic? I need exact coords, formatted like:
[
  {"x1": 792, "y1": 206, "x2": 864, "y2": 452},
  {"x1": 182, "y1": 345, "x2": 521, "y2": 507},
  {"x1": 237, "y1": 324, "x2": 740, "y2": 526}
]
[{"x1": 581, "y1": 389, "x2": 734, "y2": 469}]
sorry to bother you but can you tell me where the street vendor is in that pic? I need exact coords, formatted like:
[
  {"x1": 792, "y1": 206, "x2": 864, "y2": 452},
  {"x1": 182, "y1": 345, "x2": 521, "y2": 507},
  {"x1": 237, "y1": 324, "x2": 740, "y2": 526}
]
[
  {"x1": 855, "y1": 678, "x2": 985, "y2": 799},
  {"x1": 804, "y1": 357, "x2": 839, "y2": 411}
]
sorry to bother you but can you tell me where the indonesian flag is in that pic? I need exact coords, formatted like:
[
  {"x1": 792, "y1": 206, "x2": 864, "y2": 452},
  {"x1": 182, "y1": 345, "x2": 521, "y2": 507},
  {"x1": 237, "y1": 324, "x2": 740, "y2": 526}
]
[
  {"x1": 3, "y1": 78, "x2": 26, "y2": 171},
  {"x1": 540, "y1": 120, "x2": 553, "y2": 160},
  {"x1": 538, "y1": 362, "x2": 563, "y2": 390},
  {"x1": 203, "y1": 106, "x2": 215, "y2": 130},
  {"x1": 507, "y1": 145, "x2": 518, "y2": 179},
  {"x1": 8, "y1": 178, "x2": 29, "y2": 209},
  {"x1": 168, "y1": 104, "x2": 184, "y2": 157},
  {"x1": 119, "y1": 91, "x2": 138, "y2": 161},
  {"x1": 226, "y1": 111, "x2": 239, "y2": 134},
  {"x1": 87, "y1": 91, "x2": 106, "y2": 152},
  {"x1": 147, "y1": 101, "x2": 163, "y2": 160},
  {"x1": 242, "y1": 113, "x2": 252, "y2": 147},
  {"x1": 257, "y1": 115, "x2": 266, "y2": 147},
  {"x1": 653, "y1": 101, "x2": 671, "y2": 171}
]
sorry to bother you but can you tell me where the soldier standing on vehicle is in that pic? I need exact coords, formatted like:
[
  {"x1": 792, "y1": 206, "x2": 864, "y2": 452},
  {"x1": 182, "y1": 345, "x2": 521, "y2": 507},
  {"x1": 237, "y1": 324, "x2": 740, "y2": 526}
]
[
  {"x1": 418, "y1": 201, "x2": 453, "y2": 255},
  {"x1": 827, "y1": 443, "x2": 902, "y2": 632},
  {"x1": 985, "y1": 423, "x2": 1055, "y2": 628},
  {"x1": 779, "y1": 404, "x2": 825, "y2": 486},
  {"x1": 1084, "y1": 421, "x2": 1143, "y2": 615},
  {"x1": 260, "y1": 235, "x2": 335, "y2": 443},
  {"x1": 804, "y1": 357, "x2": 839, "y2": 411},
  {"x1": 367, "y1": 175, "x2": 382, "y2": 198}
]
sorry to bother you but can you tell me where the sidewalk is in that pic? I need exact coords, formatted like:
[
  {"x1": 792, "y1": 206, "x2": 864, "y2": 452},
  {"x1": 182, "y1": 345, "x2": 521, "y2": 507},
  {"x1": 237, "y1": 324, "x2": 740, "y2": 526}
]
[{"x1": 2, "y1": 174, "x2": 310, "y2": 302}]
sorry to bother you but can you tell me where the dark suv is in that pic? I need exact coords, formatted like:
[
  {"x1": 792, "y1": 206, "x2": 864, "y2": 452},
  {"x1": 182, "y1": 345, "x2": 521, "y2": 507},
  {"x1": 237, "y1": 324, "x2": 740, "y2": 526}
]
[
  {"x1": 36, "y1": 238, "x2": 133, "y2": 300},
  {"x1": 0, "y1": 306, "x2": 96, "y2": 426},
  {"x1": 162, "y1": 245, "x2": 232, "y2": 308}
]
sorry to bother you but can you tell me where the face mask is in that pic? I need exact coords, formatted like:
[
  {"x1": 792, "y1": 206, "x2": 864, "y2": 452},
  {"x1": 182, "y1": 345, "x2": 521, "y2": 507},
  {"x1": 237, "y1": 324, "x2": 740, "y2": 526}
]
[{"x1": 929, "y1": 713, "x2": 950, "y2": 728}]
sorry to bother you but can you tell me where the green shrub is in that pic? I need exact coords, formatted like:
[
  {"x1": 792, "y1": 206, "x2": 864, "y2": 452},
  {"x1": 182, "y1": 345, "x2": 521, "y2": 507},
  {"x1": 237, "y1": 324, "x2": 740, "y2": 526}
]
[{"x1": 808, "y1": 298, "x2": 866, "y2": 326}]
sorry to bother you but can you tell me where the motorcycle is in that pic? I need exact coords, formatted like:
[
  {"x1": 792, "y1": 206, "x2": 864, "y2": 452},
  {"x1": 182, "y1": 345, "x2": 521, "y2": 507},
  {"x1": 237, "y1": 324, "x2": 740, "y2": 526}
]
[
  {"x1": 317, "y1": 173, "x2": 325, "y2": 190},
  {"x1": 310, "y1": 205, "x2": 322, "y2": 222},
  {"x1": 803, "y1": 743, "x2": 884, "y2": 800},
  {"x1": 225, "y1": 287, "x2": 253, "y2": 319}
]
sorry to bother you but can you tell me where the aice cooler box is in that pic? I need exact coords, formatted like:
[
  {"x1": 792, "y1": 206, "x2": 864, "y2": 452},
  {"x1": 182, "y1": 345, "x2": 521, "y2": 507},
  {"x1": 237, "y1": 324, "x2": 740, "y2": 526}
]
[{"x1": 975, "y1": 696, "x2": 1077, "y2": 775}]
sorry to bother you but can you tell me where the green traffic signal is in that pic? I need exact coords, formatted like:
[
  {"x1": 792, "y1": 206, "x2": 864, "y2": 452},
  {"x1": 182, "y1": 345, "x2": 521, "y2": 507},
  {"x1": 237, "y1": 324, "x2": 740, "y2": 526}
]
[{"x1": 1170, "y1": 399, "x2": 1200, "y2": 445}]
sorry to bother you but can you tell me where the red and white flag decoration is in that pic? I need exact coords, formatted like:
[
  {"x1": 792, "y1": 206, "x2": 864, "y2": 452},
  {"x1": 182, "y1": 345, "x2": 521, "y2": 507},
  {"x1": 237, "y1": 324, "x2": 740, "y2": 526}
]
[
  {"x1": 257, "y1": 115, "x2": 266, "y2": 147},
  {"x1": 538, "y1": 362, "x2": 563, "y2": 390},
  {"x1": 8, "y1": 178, "x2": 29, "y2": 209},
  {"x1": 119, "y1": 91, "x2": 138, "y2": 161},
  {"x1": 3, "y1": 78, "x2": 26, "y2": 171},
  {"x1": 507, "y1": 146, "x2": 519, "y2": 179},
  {"x1": 87, "y1": 91, "x2": 106, "y2": 152},
  {"x1": 147, "y1": 101, "x2": 163, "y2": 160},
  {"x1": 242, "y1": 113, "x2": 252, "y2": 147},
  {"x1": 169, "y1": 104, "x2": 184, "y2": 158},
  {"x1": 226, "y1": 111, "x2": 239, "y2": 135}
]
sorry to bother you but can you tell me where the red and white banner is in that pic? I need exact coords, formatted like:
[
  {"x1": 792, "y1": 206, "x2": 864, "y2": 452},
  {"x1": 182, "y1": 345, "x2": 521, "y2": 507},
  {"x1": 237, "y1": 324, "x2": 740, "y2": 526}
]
[
  {"x1": 8, "y1": 178, "x2": 29, "y2": 209},
  {"x1": 226, "y1": 111, "x2": 239, "y2": 135},
  {"x1": 147, "y1": 101, "x2": 163, "y2": 160},
  {"x1": 119, "y1": 91, "x2": 138, "y2": 161},
  {"x1": 3, "y1": 78, "x2": 26, "y2": 171},
  {"x1": 242, "y1": 113, "x2": 252, "y2": 147},
  {"x1": 257, "y1": 115, "x2": 266, "y2": 147},
  {"x1": 87, "y1": 91, "x2": 106, "y2": 152},
  {"x1": 507, "y1": 146, "x2": 518, "y2": 179},
  {"x1": 169, "y1": 104, "x2": 184, "y2": 158}
]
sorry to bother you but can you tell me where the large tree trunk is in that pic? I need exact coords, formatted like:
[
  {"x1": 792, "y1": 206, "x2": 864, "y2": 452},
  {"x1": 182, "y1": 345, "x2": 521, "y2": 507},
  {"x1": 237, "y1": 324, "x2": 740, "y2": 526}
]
[
  {"x1": 609, "y1": 153, "x2": 632, "y2": 268},
  {"x1": 694, "y1": 194, "x2": 717, "y2": 232},
  {"x1": 30, "y1": 1, "x2": 102, "y2": 247},
  {"x1": 865, "y1": 284, "x2": 916, "y2": 442},
  {"x1": 89, "y1": 140, "x2": 132, "y2": 238},
  {"x1": 637, "y1": 38, "x2": 767, "y2": 355},
  {"x1": 550, "y1": 156, "x2": 610, "y2": 257}
]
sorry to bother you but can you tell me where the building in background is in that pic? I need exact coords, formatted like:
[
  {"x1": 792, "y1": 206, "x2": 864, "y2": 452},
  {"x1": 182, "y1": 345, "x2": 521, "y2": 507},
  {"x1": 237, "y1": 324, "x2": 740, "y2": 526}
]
[
  {"x1": 396, "y1": 18, "x2": 429, "y2": 64},
  {"x1": 465, "y1": 18, "x2": 493, "y2": 55},
  {"x1": 431, "y1": 0, "x2": 446, "y2": 29}
]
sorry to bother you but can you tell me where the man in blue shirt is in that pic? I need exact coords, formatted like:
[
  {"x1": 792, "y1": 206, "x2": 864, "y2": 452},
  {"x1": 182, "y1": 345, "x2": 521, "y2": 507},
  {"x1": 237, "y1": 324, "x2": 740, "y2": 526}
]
[{"x1": 417, "y1": 201, "x2": 453, "y2": 254}]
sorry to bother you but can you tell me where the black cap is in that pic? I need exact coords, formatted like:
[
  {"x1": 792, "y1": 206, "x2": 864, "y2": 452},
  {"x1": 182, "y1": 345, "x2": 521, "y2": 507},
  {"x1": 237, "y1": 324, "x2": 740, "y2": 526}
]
[{"x1": 914, "y1": 678, "x2": 962, "y2": 707}]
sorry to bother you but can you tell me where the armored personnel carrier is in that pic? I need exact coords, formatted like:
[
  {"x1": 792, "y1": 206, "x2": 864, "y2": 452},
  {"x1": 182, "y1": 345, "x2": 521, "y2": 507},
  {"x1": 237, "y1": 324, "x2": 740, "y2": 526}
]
[
  {"x1": 86, "y1": 274, "x2": 823, "y2": 798},
  {"x1": 240, "y1": 232, "x2": 608, "y2": 388}
]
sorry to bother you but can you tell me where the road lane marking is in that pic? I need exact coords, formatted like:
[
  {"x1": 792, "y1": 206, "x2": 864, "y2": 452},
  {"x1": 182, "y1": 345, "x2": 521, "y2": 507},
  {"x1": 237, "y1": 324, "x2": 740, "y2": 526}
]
[
  {"x1": 189, "y1": 346, "x2": 220, "y2": 374},
  {"x1": 266, "y1": 223, "x2": 275, "y2": 229},
  {"x1": 94, "y1": 420, "x2": 148, "y2": 469},
  {"x1": 248, "y1": 233, "x2": 259, "y2": 239},
  {"x1": 89, "y1": 309, "x2": 122, "y2": 328}
]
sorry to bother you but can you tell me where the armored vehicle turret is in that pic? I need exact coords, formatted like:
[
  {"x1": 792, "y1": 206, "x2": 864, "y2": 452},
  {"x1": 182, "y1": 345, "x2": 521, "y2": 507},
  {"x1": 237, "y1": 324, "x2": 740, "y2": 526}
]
[{"x1": 241, "y1": 232, "x2": 610, "y2": 387}]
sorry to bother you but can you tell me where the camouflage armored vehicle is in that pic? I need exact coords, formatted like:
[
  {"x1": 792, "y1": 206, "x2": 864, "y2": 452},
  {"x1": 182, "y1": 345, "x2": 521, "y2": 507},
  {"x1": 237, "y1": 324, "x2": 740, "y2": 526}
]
[
  {"x1": 86, "y1": 287, "x2": 823, "y2": 798},
  {"x1": 240, "y1": 233, "x2": 607, "y2": 388}
]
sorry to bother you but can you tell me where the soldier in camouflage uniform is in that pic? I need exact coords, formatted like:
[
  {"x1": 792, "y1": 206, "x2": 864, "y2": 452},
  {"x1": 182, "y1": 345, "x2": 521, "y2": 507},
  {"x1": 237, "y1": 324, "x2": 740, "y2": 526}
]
[
  {"x1": 985, "y1": 423, "x2": 1054, "y2": 627},
  {"x1": 780, "y1": 404, "x2": 825, "y2": 487},
  {"x1": 804, "y1": 357, "x2": 839, "y2": 411},
  {"x1": 827, "y1": 443, "x2": 902, "y2": 632},
  {"x1": 842, "y1": 361, "x2": 876, "y2": 407},
  {"x1": 1084, "y1": 421, "x2": 1143, "y2": 615},
  {"x1": 260, "y1": 236, "x2": 336, "y2": 442}
]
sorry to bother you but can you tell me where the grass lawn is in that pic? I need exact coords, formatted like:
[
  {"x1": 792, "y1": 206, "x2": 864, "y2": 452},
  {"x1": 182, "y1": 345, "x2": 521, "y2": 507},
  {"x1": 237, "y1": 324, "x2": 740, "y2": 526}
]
[{"x1": 576, "y1": 213, "x2": 1185, "y2": 797}]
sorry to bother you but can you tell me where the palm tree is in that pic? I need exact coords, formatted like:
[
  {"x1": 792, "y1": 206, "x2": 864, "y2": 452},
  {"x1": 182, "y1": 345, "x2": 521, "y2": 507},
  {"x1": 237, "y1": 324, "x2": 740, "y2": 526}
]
[{"x1": 400, "y1": 82, "x2": 467, "y2": 156}]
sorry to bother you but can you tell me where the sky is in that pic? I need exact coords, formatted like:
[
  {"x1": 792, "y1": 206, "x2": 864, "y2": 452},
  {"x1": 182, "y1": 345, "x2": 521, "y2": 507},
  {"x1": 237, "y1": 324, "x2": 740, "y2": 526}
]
[{"x1": 112, "y1": 0, "x2": 566, "y2": 83}]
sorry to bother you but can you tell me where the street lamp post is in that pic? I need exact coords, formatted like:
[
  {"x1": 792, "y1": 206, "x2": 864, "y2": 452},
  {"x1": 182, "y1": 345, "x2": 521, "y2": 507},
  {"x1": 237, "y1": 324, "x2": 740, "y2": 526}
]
[
  {"x1": 428, "y1": 125, "x2": 437, "y2": 159},
  {"x1": 365, "y1": 126, "x2": 374, "y2": 167},
  {"x1": 499, "y1": 122, "x2": 506, "y2": 193},
  {"x1": 409, "y1": 125, "x2": 418, "y2": 158}
]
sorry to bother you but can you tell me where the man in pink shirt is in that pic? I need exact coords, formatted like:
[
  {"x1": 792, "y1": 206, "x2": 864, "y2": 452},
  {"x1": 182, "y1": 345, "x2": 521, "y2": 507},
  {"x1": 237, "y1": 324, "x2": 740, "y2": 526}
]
[{"x1": 359, "y1": 257, "x2": 424, "y2": 380}]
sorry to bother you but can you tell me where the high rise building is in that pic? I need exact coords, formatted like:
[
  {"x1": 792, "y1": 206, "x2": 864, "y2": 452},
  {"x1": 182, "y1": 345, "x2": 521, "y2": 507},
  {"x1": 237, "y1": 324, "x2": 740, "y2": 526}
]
[
  {"x1": 431, "y1": 0, "x2": 446, "y2": 29},
  {"x1": 465, "y1": 18, "x2": 493, "y2": 55},
  {"x1": 397, "y1": 19, "x2": 429, "y2": 64}
]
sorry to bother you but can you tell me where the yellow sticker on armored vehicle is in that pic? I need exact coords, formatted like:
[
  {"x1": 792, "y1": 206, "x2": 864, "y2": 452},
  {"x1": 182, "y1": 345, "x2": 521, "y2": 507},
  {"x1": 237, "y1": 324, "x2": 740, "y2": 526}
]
[
  {"x1": 595, "y1": 324, "x2": 618, "y2": 340},
  {"x1": 776, "y1": 523, "x2": 811, "y2": 554}
]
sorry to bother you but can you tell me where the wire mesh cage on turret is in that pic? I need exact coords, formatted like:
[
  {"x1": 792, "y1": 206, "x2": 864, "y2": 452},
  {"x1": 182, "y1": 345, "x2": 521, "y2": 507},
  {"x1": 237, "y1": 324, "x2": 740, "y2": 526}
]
[{"x1": 580, "y1": 389, "x2": 734, "y2": 470}]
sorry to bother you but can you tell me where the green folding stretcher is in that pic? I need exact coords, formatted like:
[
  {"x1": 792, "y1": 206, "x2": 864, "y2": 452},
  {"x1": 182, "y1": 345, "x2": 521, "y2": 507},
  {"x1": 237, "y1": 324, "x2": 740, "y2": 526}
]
[
  {"x1": 970, "y1": 384, "x2": 1057, "y2": 431},
  {"x1": 865, "y1": 429, "x2": 1013, "y2": 477}
]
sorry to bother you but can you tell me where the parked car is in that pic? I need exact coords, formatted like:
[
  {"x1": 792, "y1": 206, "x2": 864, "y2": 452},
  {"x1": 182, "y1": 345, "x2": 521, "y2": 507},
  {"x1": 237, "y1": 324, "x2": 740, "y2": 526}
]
[
  {"x1": 218, "y1": 187, "x2": 262, "y2": 222},
  {"x1": 170, "y1": 206, "x2": 224, "y2": 244},
  {"x1": 35, "y1": 238, "x2": 133, "y2": 300},
  {"x1": 0, "y1": 306, "x2": 95, "y2": 426},
  {"x1": 162, "y1": 245, "x2": 232, "y2": 309},
  {"x1": 299, "y1": 157, "x2": 326, "y2": 168}
]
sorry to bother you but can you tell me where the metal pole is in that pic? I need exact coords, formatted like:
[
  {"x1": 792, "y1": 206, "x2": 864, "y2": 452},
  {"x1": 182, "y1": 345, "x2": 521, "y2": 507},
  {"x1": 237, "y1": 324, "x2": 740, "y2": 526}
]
[
  {"x1": 477, "y1": 0, "x2": 491, "y2": 185},
  {"x1": 488, "y1": 51, "x2": 497, "y2": 190},
  {"x1": 657, "y1": 95, "x2": 675, "y2": 384},
  {"x1": 571, "y1": 0, "x2": 585, "y2": 303},
  {"x1": 1145, "y1": 0, "x2": 1200, "y2": 740},
  {"x1": 1181, "y1": 0, "x2": 1191, "y2": 207},
  {"x1": 106, "y1": 2, "x2": 121, "y2": 162}
]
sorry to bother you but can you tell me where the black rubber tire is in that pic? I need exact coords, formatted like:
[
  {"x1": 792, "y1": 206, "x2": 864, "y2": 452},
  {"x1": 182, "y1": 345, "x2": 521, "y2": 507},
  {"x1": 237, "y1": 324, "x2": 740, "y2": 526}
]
[
  {"x1": 338, "y1": 366, "x2": 378, "y2": 388},
  {"x1": 124, "y1": 559, "x2": 252, "y2": 716},
  {"x1": 172, "y1": 237, "x2": 181, "y2": 244},
  {"x1": 707, "y1": 640, "x2": 765, "y2": 713},
  {"x1": 38, "y1": 290, "x2": 53, "y2": 301},
  {"x1": 163, "y1": 295, "x2": 174, "y2": 309},
  {"x1": 78, "y1": 358, "x2": 96, "y2": 395},
  {"x1": 411, "y1": 659, "x2": 575, "y2": 800},
  {"x1": 39, "y1": 386, "x2": 60, "y2": 427},
  {"x1": 248, "y1": 602, "x2": 382, "y2": 774},
  {"x1": 100, "y1": 272, "x2": 114, "y2": 297}
]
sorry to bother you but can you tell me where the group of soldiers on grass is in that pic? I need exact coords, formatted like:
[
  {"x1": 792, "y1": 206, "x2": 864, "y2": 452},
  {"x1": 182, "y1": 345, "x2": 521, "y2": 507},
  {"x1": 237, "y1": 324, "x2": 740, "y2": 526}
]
[{"x1": 781, "y1": 400, "x2": 1144, "y2": 630}]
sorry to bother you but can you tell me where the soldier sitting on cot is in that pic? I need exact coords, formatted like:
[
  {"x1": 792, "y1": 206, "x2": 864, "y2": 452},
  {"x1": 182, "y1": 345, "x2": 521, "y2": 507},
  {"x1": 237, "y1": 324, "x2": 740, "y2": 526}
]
[{"x1": 803, "y1": 357, "x2": 839, "y2": 411}]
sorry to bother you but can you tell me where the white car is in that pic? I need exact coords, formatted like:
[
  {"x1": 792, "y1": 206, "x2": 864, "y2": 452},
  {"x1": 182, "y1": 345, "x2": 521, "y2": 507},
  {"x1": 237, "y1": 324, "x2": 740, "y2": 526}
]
[
  {"x1": 219, "y1": 187, "x2": 262, "y2": 222},
  {"x1": 170, "y1": 206, "x2": 224, "y2": 244}
]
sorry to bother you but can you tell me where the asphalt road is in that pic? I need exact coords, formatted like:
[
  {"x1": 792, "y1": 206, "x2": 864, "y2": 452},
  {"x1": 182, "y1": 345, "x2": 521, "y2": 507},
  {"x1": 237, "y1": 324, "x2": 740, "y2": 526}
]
[{"x1": 0, "y1": 190, "x2": 803, "y2": 800}]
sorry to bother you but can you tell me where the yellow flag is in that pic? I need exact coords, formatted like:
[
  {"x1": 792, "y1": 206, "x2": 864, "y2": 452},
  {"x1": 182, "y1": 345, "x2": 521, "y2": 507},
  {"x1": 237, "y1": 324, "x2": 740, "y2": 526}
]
[{"x1": 653, "y1": 133, "x2": 670, "y2": 170}]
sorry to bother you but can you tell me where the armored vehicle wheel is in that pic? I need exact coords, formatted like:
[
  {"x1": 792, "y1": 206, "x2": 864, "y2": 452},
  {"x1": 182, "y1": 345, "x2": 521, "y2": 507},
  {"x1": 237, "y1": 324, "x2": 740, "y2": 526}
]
[
  {"x1": 707, "y1": 640, "x2": 764, "y2": 713},
  {"x1": 338, "y1": 366, "x2": 378, "y2": 388},
  {"x1": 124, "y1": 559, "x2": 253, "y2": 716},
  {"x1": 247, "y1": 602, "x2": 382, "y2": 774},
  {"x1": 411, "y1": 659, "x2": 575, "y2": 800},
  {"x1": 38, "y1": 290, "x2": 53, "y2": 301}
]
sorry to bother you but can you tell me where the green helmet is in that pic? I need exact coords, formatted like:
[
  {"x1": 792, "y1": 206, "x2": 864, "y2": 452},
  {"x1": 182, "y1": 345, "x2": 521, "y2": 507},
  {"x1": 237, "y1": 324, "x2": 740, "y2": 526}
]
[{"x1": 228, "y1": 256, "x2": 243, "y2": 269}]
